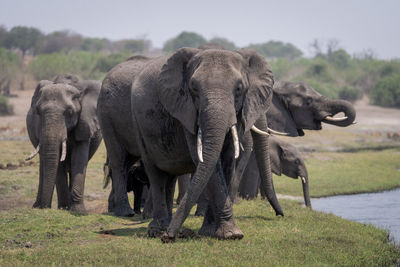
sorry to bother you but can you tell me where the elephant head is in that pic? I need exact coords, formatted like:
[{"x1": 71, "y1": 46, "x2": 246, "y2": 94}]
[
  {"x1": 26, "y1": 78, "x2": 99, "y2": 208},
  {"x1": 269, "y1": 136, "x2": 311, "y2": 208},
  {"x1": 268, "y1": 81, "x2": 356, "y2": 136},
  {"x1": 158, "y1": 48, "x2": 283, "y2": 237}
]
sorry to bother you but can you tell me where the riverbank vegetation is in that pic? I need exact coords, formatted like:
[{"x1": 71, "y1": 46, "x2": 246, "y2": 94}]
[{"x1": 1, "y1": 26, "x2": 400, "y2": 108}]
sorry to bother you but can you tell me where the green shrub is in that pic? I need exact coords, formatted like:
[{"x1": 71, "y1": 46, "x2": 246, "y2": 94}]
[
  {"x1": 93, "y1": 52, "x2": 131, "y2": 73},
  {"x1": 0, "y1": 95, "x2": 14, "y2": 115},
  {"x1": 369, "y1": 73, "x2": 400, "y2": 107},
  {"x1": 28, "y1": 51, "x2": 100, "y2": 81},
  {"x1": 339, "y1": 86, "x2": 363, "y2": 102},
  {"x1": 305, "y1": 60, "x2": 333, "y2": 83}
]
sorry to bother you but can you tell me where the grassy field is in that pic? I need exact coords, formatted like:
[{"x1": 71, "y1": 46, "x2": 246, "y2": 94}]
[
  {"x1": 1, "y1": 90, "x2": 400, "y2": 266},
  {"x1": 1, "y1": 200, "x2": 399, "y2": 266}
]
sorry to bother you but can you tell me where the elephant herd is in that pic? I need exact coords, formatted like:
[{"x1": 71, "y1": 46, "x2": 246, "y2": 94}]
[{"x1": 25, "y1": 47, "x2": 355, "y2": 242}]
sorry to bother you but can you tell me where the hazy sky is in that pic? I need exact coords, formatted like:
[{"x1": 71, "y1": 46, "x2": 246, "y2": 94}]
[{"x1": 1, "y1": 0, "x2": 399, "y2": 59}]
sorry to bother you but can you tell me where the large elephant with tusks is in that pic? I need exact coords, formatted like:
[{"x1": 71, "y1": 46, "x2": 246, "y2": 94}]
[{"x1": 98, "y1": 48, "x2": 279, "y2": 242}]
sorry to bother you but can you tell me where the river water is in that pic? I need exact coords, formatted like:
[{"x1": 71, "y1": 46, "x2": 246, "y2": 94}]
[{"x1": 312, "y1": 188, "x2": 400, "y2": 244}]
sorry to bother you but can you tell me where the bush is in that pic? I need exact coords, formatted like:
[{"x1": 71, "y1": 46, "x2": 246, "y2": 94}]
[
  {"x1": 339, "y1": 86, "x2": 362, "y2": 102},
  {"x1": 93, "y1": 52, "x2": 131, "y2": 73},
  {"x1": 305, "y1": 60, "x2": 333, "y2": 83},
  {"x1": 369, "y1": 73, "x2": 400, "y2": 108},
  {"x1": 28, "y1": 51, "x2": 100, "y2": 80},
  {"x1": 0, "y1": 95, "x2": 14, "y2": 115},
  {"x1": 163, "y1": 32, "x2": 207, "y2": 52}
]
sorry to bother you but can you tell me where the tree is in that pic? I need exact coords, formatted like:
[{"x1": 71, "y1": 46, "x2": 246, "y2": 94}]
[
  {"x1": 247, "y1": 41, "x2": 302, "y2": 59},
  {"x1": 208, "y1": 37, "x2": 236, "y2": 50},
  {"x1": 38, "y1": 30, "x2": 82, "y2": 54},
  {"x1": 163, "y1": 31, "x2": 207, "y2": 52},
  {"x1": 80, "y1": 38, "x2": 110, "y2": 52},
  {"x1": 3, "y1": 26, "x2": 43, "y2": 56}
]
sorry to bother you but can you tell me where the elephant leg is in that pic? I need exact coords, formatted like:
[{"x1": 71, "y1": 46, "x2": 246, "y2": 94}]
[
  {"x1": 142, "y1": 161, "x2": 171, "y2": 237},
  {"x1": 32, "y1": 161, "x2": 44, "y2": 208},
  {"x1": 198, "y1": 189, "x2": 216, "y2": 236},
  {"x1": 177, "y1": 175, "x2": 190, "y2": 205},
  {"x1": 104, "y1": 135, "x2": 134, "y2": 216},
  {"x1": 165, "y1": 176, "x2": 177, "y2": 220},
  {"x1": 142, "y1": 186, "x2": 153, "y2": 219},
  {"x1": 133, "y1": 181, "x2": 144, "y2": 214},
  {"x1": 229, "y1": 131, "x2": 253, "y2": 202},
  {"x1": 69, "y1": 141, "x2": 89, "y2": 215},
  {"x1": 56, "y1": 161, "x2": 71, "y2": 209},
  {"x1": 201, "y1": 164, "x2": 243, "y2": 240},
  {"x1": 239, "y1": 153, "x2": 260, "y2": 199},
  {"x1": 195, "y1": 192, "x2": 208, "y2": 217}
]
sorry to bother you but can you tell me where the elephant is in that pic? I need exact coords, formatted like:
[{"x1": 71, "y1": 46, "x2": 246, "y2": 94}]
[
  {"x1": 97, "y1": 47, "x2": 278, "y2": 241},
  {"x1": 239, "y1": 136, "x2": 311, "y2": 207},
  {"x1": 103, "y1": 158, "x2": 149, "y2": 215},
  {"x1": 26, "y1": 74, "x2": 102, "y2": 214},
  {"x1": 228, "y1": 80, "x2": 355, "y2": 212}
]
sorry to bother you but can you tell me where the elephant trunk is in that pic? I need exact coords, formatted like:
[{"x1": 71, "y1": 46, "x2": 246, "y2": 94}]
[
  {"x1": 301, "y1": 174, "x2": 311, "y2": 208},
  {"x1": 167, "y1": 105, "x2": 234, "y2": 237},
  {"x1": 251, "y1": 117, "x2": 284, "y2": 216},
  {"x1": 37, "y1": 114, "x2": 66, "y2": 208},
  {"x1": 321, "y1": 99, "x2": 356, "y2": 127}
]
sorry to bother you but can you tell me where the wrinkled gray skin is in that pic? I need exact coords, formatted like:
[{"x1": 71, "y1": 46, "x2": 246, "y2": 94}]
[
  {"x1": 239, "y1": 136, "x2": 311, "y2": 207},
  {"x1": 26, "y1": 74, "x2": 102, "y2": 214},
  {"x1": 98, "y1": 48, "x2": 277, "y2": 241},
  {"x1": 229, "y1": 81, "x2": 356, "y2": 213}
]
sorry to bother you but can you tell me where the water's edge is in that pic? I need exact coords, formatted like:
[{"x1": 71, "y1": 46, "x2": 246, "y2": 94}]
[{"x1": 311, "y1": 188, "x2": 400, "y2": 244}]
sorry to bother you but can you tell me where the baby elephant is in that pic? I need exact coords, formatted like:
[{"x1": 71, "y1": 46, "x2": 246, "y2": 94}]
[
  {"x1": 26, "y1": 74, "x2": 102, "y2": 214},
  {"x1": 239, "y1": 136, "x2": 311, "y2": 208},
  {"x1": 104, "y1": 159, "x2": 149, "y2": 215}
]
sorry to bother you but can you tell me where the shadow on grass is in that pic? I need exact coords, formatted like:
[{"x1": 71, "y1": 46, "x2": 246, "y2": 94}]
[
  {"x1": 97, "y1": 227, "x2": 148, "y2": 237},
  {"x1": 235, "y1": 215, "x2": 274, "y2": 221}
]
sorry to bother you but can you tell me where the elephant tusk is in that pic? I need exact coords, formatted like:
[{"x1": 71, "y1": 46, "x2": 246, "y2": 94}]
[
  {"x1": 240, "y1": 142, "x2": 244, "y2": 152},
  {"x1": 324, "y1": 115, "x2": 348, "y2": 122},
  {"x1": 251, "y1": 125, "x2": 270, "y2": 136},
  {"x1": 267, "y1": 127, "x2": 289, "y2": 136},
  {"x1": 60, "y1": 140, "x2": 67, "y2": 162},
  {"x1": 231, "y1": 125, "x2": 240, "y2": 159},
  {"x1": 301, "y1": 176, "x2": 306, "y2": 184},
  {"x1": 25, "y1": 144, "x2": 40, "y2": 161},
  {"x1": 197, "y1": 128, "x2": 204, "y2": 163}
]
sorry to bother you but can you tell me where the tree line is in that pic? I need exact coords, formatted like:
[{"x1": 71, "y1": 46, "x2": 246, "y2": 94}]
[{"x1": 1, "y1": 25, "x2": 400, "y2": 114}]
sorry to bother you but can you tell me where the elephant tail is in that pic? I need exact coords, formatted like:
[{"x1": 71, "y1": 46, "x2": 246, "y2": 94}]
[{"x1": 103, "y1": 161, "x2": 112, "y2": 189}]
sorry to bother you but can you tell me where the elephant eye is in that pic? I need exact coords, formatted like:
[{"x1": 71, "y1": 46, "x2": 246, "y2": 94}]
[
  {"x1": 295, "y1": 159, "x2": 300, "y2": 165},
  {"x1": 306, "y1": 97, "x2": 313, "y2": 106}
]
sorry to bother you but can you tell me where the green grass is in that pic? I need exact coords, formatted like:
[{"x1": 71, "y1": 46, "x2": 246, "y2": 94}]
[
  {"x1": 1, "y1": 132, "x2": 400, "y2": 265},
  {"x1": 0, "y1": 200, "x2": 399, "y2": 266},
  {"x1": 274, "y1": 149, "x2": 400, "y2": 197}
]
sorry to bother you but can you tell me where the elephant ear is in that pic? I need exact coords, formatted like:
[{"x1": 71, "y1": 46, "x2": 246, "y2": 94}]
[
  {"x1": 158, "y1": 47, "x2": 200, "y2": 135},
  {"x1": 267, "y1": 92, "x2": 299, "y2": 137},
  {"x1": 30, "y1": 80, "x2": 53, "y2": 107},
  {"x1": 237, "y1": 49, "x2": 274, "y2": 133},
  {"x1": 269, "y1": 137, "x2": 283, "y2": 176},
  {"x1": 74, "y1": 81, "x2": 101, "y2": 141}
]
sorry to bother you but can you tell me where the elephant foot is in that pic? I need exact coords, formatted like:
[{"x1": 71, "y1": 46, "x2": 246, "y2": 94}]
[
  {"x1": 160, "y1": 232, "x2": 176, "y2": 243},
  {"x1": 70, "y1": 203, "x2": 88, "y2": 215},
  {"x1": 32, "y1": 201, "x2": 40, "y2": 208},
  {"x1": 32, "y1": 201, "x2": 50, "y2": 209},
  {"x1": 113, "y1": 204, "x2": 135, "y2": 217},
  {"x1": 198, "y1": 221, "x2": 217, "y2": 237},
  {"x1": 147, "y1": 218, "x2": 169, "y2": 238},
  {"x1": 214, "y1": 219, "x2": 243, "y2": 240}
]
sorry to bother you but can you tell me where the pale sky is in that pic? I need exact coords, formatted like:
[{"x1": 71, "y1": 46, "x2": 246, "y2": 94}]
[{"x1": 1, "y1": 0, "x2": 399, "y2": 59}]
